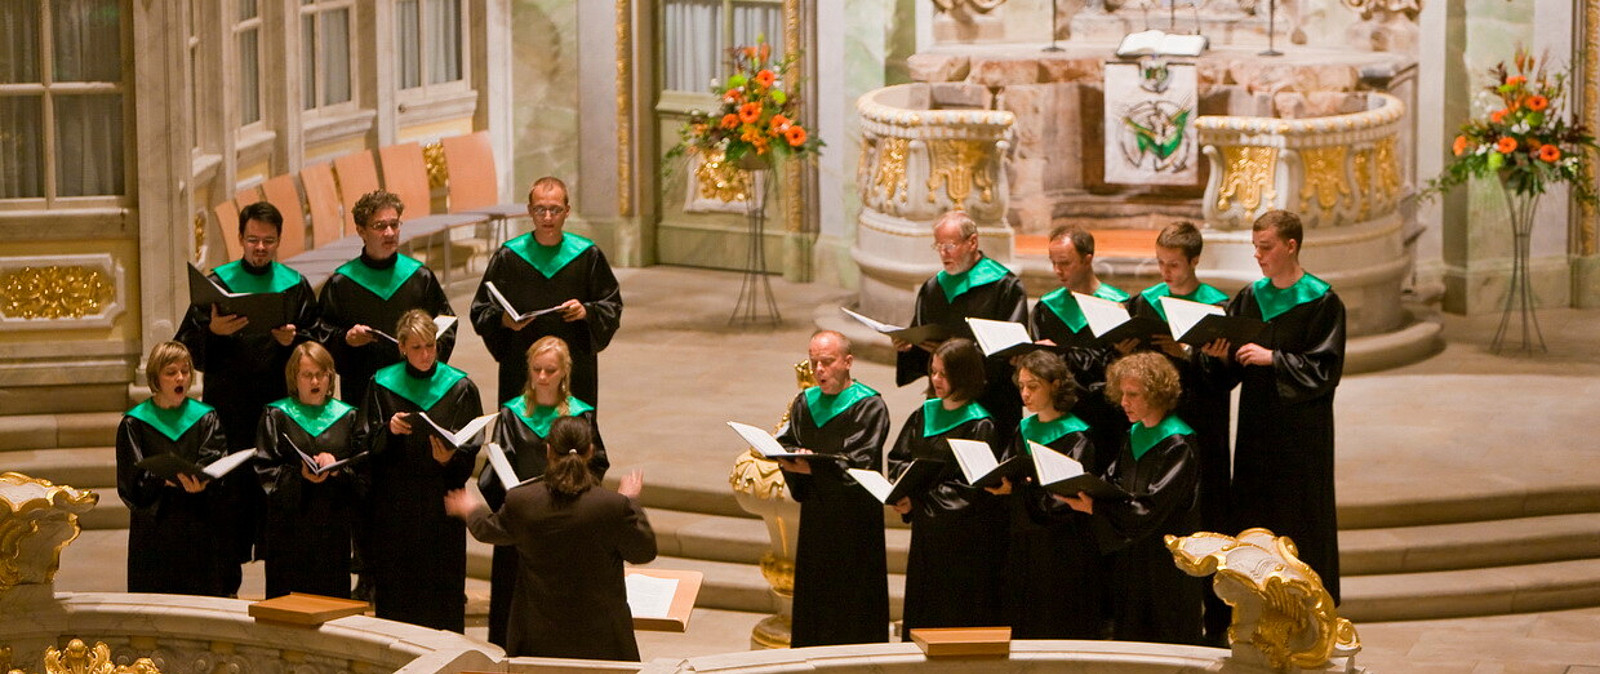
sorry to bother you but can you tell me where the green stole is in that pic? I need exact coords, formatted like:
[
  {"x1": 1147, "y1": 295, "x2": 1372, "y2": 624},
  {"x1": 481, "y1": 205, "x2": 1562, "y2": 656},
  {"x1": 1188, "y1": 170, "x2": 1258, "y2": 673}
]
[
  {"x1": 334, "y1": 254, "x2": 424, "y2": 301},
  {"x1": 1019, "y1": 413, "x2": 1090, "y2": 446},
  {"x1": 1253, "y1": 273, "x2": 1331, "y2": 321},
  {"x1": 934, "y1": 257, "x2": 1010, "y2": 303},
  {"x1": 1139, "y1": 282, "x2": 1229, "y2": 320},
  {"x1": 372, "y1": 362, "x2": 468, "y2": 410},
  {"x1": 1038, "y1": 283, "x2": 1130, "y2": 332},
  {"x1": 212, "y1": 260, "x2": 302, "y2": 294},
  {"x1": 1129, "y1": 414, "x2": 1194, "y2": 460},
  {"x1": 125, "y1": 398, "x2": 214, "y2": 442},
  {"x1": 503, "y1": 232, "x2": 595, "y2": 279},
  {"x1": 267, "y1": 397, "x2": 355, "y2": 437},
  {"x1": 802, "y1": 381, "x2": 878, "y2": 427},
  {"x1": 504, "y1": 395, "x2": 594, "y2": 437},
  {"x1": 922, "y1": 398, "x2": 990, "y2": 437}
]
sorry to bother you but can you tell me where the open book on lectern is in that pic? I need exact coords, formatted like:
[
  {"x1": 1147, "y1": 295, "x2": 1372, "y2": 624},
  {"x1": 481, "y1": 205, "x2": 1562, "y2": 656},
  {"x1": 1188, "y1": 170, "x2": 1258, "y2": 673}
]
[
  {"x1": 839, "y1": 307, "x2": 952, "y2": 346},
  {"x1": 726, "y1": 421, "x2": 842, "y2": 462},
  {"x1": 1115, "y1": 30, "x2": 1209, "y2": 58},
  {"x1": 1160, "y1": 296, "x2": 1264, "y2": 347},
  {"x1": 187, "y1": 263, "x2": 289, "y2": 335},
  {"x1": 947, "y1": 438, "x2": 1029, "y2": 489},
  {"x1": 849, "y1": 460, "x2": 945, "y2": 504},
  {"x1": 1028, "y1": 441, "x2": 1128, "y2": 501},
  {"x1": 137, "y1": 448, "x2": 257, "y2": 482},
  {"x1": 411, "y1": 412, "x2": 497, "y2": 451}
]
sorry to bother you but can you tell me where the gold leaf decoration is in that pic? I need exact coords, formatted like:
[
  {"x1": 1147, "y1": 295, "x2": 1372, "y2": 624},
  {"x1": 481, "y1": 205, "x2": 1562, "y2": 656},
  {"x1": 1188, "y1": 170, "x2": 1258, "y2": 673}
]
[
  {"x1": 694, "y1": 151, "x2": 755, "y2": 204},
  {"x1": 1298, "y1": 145, "x2": 1350, "y2": 215},
  {"x1": 1216, "y1": 146, "x2": 1279, "y2": 213},
  {"x1": 422, "y1": 141, "x2": 448, "y2": 189},
  {"x1": 0, "y1": 266, "x2": 113, "y2": 320}
]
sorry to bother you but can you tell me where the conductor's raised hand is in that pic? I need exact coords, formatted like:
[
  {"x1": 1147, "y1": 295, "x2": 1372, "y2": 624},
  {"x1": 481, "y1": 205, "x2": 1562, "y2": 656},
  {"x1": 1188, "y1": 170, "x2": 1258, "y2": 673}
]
[
  {"x1": 891, "y1": 496, "x2": 912, "y2": 515},
  {"x1": 270, "y1": 323, "x2": 297, "y2": 346},
  {"x1": 175, "y1": 472, "x2": 209, "y2": 493},
  {"x1": 345, "y1": 324, "x2": 376, "y2": 347},
  {"x1": 208, "y1": 304, "x2": 248, "y2": 336},
  {"x1": 443, "y1": 488, "x2": 482, "y2": 519},
  {"x1": 618, "y1": 470, "x2": 645, "y2": 499},
  {"x1": 559, "y1": 299, "x2": 587, "y2": 322},
  {"x1": 1200, "y1": 338, "x2": 1232, "y2": 360},
  {"x1": 429, "y1": 436, "x2": 453, "y2": 465},
  {"x1": 388, "y1": 412, "x2": 413, "y2": 435}
]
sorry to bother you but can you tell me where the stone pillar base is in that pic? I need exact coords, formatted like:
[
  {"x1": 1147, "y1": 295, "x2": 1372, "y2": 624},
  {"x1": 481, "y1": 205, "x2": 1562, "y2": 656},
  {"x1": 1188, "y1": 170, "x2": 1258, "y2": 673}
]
[{"x1": 1572, "y1": 254, "x2": 1600, "y2": 308}]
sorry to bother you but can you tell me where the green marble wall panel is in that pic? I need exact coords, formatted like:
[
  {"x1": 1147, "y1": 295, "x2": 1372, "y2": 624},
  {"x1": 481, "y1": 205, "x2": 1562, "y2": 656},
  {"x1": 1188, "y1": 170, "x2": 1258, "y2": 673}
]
[{"x1": 510, "y1": 0, "x2": 580, "y2": 197}]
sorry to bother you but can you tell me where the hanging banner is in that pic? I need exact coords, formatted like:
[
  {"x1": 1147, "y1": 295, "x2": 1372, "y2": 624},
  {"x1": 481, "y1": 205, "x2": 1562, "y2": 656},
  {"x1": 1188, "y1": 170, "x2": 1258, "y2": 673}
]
[{"x1": 1104, "y1": 60, "x2": 1199, "y2": 186}]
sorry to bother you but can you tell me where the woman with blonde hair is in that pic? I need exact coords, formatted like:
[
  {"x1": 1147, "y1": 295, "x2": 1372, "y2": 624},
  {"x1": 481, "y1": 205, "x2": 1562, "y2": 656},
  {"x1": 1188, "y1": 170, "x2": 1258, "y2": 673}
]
[
  {"x1": 254, "y1": 341, "x2": 362, "y2": 598},
  {"x1": 116, "y1": 341, "x2": 230, "y2": 596},
  {"x1": 354, "y1": 308, "x2": 484, "y2": 631},
  {"x1": 477, "y1": 335, "x2": 609, "y2": 647},
  {"x1": 446, "y1": 417, "x2": 653, "y2": 660}
]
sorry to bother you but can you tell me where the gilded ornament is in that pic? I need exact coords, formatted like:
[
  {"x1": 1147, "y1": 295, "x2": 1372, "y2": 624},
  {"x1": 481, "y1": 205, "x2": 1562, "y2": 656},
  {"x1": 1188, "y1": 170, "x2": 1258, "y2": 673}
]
[
  {"x1": 1169, "y1": 528, "x2": 1361, "y2": 670},
  {"x1": 0, "y1": 266, "x2": 113, "y2": 320},
  {"x1": 0, "y1": 473, "x2": 98, "y2": 592},
  {"x1": 192, "y1": 211, "x2": 207, "y2": 263},
  {"x1": 925, "y1": 139, "x2": 995, "y2": 205},
  {"x1": 39, "y1": 641, "x2": 160, "y2": 674},
  {"x1": 1374, "y1": 137, "x2": 1401, "y2": 202},
  {"x1": 758, "y1": 552, "x2": 795, "y2": 594},
  {"x1": 421, "y1": 141, "x2": 448, "y2": 190},
  {"x1": 1352, "y1": 148, "x2": 1372, "y2": 221},
  {"x1": 1215, "y1": 146, "x2": 1279, "y2": 213},
  {"x1": 694, "y1": 152, "x2": 756, "y2": 203},
  {"x1": 616, "y1": 0, "x2": 633, "y2": 217},
  {"x1": 873, "y1": 137, "x2": 910, "y2": 204},
  {"x1": 1585, "y1": 0, "x2": 1599, "y2": 255},
  {"x1": 1297, "y1": 145, "x2": 1350, "y2": 215}
]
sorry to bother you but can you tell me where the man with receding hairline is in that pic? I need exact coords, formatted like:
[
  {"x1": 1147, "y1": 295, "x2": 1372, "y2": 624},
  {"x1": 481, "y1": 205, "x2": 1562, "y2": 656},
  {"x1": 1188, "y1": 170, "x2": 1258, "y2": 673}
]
[{"x1": 775, "y1": 330, "x2": 891, "y2": 646}]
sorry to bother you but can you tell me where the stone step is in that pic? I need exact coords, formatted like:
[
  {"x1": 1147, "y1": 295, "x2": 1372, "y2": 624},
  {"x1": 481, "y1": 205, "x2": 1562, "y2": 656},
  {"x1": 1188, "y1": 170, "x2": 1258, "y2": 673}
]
[
  {"x1": 1341, "y1": 558, "x2": 1600, "y2": 623},
  {"x1": 5, "y1": 446, "x2": 119, "y2": 490},
  {"x1": 0, "y1": 412, "x2": 121, "y2": 452},
  {"x1": 1340, "y1": 512, "x2": 1600, "y2": 575}
]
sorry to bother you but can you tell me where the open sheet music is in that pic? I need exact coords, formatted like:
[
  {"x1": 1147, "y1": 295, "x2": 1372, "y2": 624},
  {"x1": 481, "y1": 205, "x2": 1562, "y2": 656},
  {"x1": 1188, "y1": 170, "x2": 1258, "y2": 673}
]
[
  {"x1": 1075, "y1": 292, "x2": 1168, "y2": 344},
  {"x1": 371, "y1": 315, "x2": 457, "y2": 345},
  {"x1": 965, "y1": 317, "x2": 1045, "y2": 359},
  {"x1": 726, "y1": 421, "x2": 840, "y2": 462},
  {"x1": 484, "y1": 442, "x2": 542, "y2": 489},
  {"x1": 285, "y1": 437, "x2": 363, "y2": 476},
  {"x1": 1160, "y1": 296, "x2": 1264, "y2": 346},
  {"x1": 137, "y1": 448, "x2": 256, "y2": 481},
  {"x1": 412, "y1": 412, "x2": 497, "y2": 450},
  {"x1": 849, "y1": 459, "x2": 944, "y2": 504},
  {"x1": 187, "y1": 264, "x2": 288, "y2": 335},
  {"x1": 1028, "y1": 440, "x2": 1128, "y2": 501},
  {"x1": 484, "y1": 281, "x2": 564, "y2": 322},
  {"x1": 839, "y1": 307, "x2": 952, "y2": 345},
  {"x1": 947, "y1": 438, "x2": 1028, "y2": 489}
]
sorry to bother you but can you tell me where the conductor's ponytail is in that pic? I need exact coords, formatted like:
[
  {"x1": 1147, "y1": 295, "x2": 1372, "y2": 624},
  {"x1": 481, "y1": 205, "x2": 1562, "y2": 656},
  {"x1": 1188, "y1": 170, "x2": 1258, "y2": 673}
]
[{"x1": 544, "y1": 416, "x2": 600, "y2": 499}]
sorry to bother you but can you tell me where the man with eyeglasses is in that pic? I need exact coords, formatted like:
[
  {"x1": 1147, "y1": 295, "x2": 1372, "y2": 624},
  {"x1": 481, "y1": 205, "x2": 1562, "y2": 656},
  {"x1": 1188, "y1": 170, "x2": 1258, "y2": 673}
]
[
  {"x1": 471, "y1": 176, "x2": 622, "y2": 409},
  {"x1": 315, "y1": 189, "x2": 458, "y2": 407},
  {"x1": 175, "y1": 199, "x2": 320, "y2": 596},
  {"x1": 894, "y1": 210, "x2": 1028, "y2": 441}
]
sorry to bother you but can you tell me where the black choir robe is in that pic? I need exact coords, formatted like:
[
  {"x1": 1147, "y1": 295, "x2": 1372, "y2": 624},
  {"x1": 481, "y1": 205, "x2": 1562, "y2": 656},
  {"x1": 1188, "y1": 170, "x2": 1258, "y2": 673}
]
[
  {"x1": 887, "y1": 398, "x2": 1008, "y2": 632},
  {"x1": 1208, "y1": 274, "x2": 1345, "y2": 603},
  {"x1": 1003, "y1": 414, "x2": 1102, "y2": 639},
  {"x1": 115, "y1": 398, "x2": 231, "y2": 597},
  {"x1": 1029, "y1": 285, "x2": 1131, "y2": 473},
  {"x1": 354, "y1": 361, "x2": 484, "y2": 632},
  {"x1": 317, "y1": 252, "x2": 457, "y2": 406},
  {"x1": 478, "y1": 395, "x2": 609, "y2": 649},
  {"x1": 254, "y1": 397, "x2": 363, "y2": 599},
  {"x1": 896, "y1": 255, "x2": 1029, "y2": 443},
  {"x1": 1092, "y1": 415, "x2": 1204, "y2": 645},
  {"x1": 174, "y1": 259, "x2": 319, "y2": 590},
  {"x1": 470, "y1": 232, "x2": 623, "y2": 406},
  {"x1": 775, "y1": 382, "x2": 892, "y2": 647},
  {"x1": 464, "y1": 483, "x2": 657, "y2": 661}
]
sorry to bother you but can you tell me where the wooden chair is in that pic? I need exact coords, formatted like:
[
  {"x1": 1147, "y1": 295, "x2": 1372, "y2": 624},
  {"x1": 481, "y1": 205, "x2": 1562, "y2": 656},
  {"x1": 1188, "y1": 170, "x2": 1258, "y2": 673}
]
[
  {"x1": 301, "y1": 162, "x2": 346, "y2": 249},
  {"x1": 212, "y1": 199, "x2": 243, "y2": 261},
  {"x1": 440, "y1": 131, "x2": 529, "y2": 246},
  {"x1": 333, "y1": 150, "x2": 382, "y2": 235},
  {"x1": 377, "y1": 141, "x2": 488, "y2": 284},
  {"x1": 260, "y1": 174, "x2": 307, "y2": 258}
]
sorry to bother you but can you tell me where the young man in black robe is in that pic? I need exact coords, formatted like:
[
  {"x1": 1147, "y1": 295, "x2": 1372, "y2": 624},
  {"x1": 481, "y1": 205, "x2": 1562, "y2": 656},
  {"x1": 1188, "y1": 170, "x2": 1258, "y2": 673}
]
[
  {"x1": 1124, "y1": 221, "x2": 1234, "y2": 644},
  {"x1": 317, "y1": 189, "x2": 456, "y2": 406},
  {"x1": 1201, "y1": 209, "x2": 1346, "y2": 603},
  {"x1": 174, "y1": 200, "x2": 319, "y2": 595},
  {"x1": 354, "y1": 309, "x2": 484, "y2": 632},
  {"x1": 1028, "y1": 225, "x2": 1131, "y2": 472},
  {"x1": 895, "y1": 210, "x2": 1028, "y2": 442},
  {"x1": 471, "y1": 176, "x2": 622, "y2": 407},
  {"x1": 774, "y1": 330, "x2": 892, "y2": 647}
]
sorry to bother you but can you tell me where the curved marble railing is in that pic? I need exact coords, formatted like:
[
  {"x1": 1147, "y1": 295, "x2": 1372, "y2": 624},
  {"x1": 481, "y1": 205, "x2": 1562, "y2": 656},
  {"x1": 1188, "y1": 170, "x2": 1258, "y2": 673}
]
[
  {"x1": 852, "y1": 83, "x2": 1016, "y2": 323},
  {"x1": 1195, "y1": 93, "x2": 1412, "y2": 336}
]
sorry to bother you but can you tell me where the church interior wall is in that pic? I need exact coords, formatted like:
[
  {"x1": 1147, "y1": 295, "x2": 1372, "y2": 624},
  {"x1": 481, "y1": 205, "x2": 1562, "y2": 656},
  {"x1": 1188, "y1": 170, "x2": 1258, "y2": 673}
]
[{"x1": 509, "y1": 0, "x2": 581, "y2": 199}]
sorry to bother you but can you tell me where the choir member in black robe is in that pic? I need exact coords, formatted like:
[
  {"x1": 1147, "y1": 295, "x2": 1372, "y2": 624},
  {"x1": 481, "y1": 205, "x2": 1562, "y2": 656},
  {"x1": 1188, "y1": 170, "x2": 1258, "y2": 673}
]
[
  {"x1": 1060, "y1": 352, "x2": 1203, "y2": 645},
  {"x1": 478, "y1": 335, "x2": 610, "y2": 648},
  {"x1": 774, "y1": 330, "x2": 892, "y2": 647},
  {"x1": 446, "y1": 417, "x2": 656, "y2": 661},
  {"x1": 887, "y1": 338, "x2": 1009, "y2": 632},
  {"x1": 174, "y1": 201, "x2": 319, "y2": 595},
  {"x1": 317, "y1": 190, "x2": 456, "y2": 406},
  {"x1": 254, "y1": 341, "x2": 362, "y2": 599},
  {"x1": 116, "y1": 341, "x2": 230, "y2": 597},
  {"x1": 1201, "y1": 210, "x2": 1345, "y2": 603},
  {"x1": 471, "y1": 177, "x2": 622, "y2": 407},
  {"x1": 1029, "y1": 225, "x2": 1131, "y2": 473},
  {"x1": 1125, "y1": 221, "x2": 1234, "y2": 644},
  {"x1": 991, "y1": 350, "x2": 1101, "y2": 639},
  {"x1": 354, "y1": 309, "x2": 485, "y2": 632}
]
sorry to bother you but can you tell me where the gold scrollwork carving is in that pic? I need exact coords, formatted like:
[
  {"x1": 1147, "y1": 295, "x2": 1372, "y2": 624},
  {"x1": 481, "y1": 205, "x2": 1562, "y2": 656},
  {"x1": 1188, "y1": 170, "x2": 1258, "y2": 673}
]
[
  {"x1": 874, "y1": 137, "x2": 910, "y2": 204},
  {"x1": 1584, "y1": 0, "x2": 1598, "y2": 255},
  {"x1": 1374, "y1": 137, "x2": 1401, "y2": 203},
  {"x1": 421, "y1": 141, "x2": 448, "y2": 190},
  {"x1": 617, "y1": 0, "x2": 633, "y2": 218},
  {"x1": 192, "y1": 211, "x2": 207, "y2": 263},
  {"x1": 925, "y1": 139, "x2": 995, "y2": 205},
  {"x1": 0, "y1": 473, "x2": 98, "y2": 592},
  {"x1": 758, "y1": 552, "x2": 795, "y2": 594},
  {"x1": 39, "y1": 640, "x2": 160, "y2": 674},
  {"x1": 0, "y1": 266, "x2": 113, "y2": 320},
  {"x1": 1352, "y1": 148, "x2": 1372, "y2": 222},
  {"x1": 1215, "y1": 146, "x2": 1279, "y2": 213},
  {"x1": 1298, "y1": 145, "x2": 1350, "y2": 215},
  {"x1": 695, "y1": 152, "x2": 756, "y2": 204}
]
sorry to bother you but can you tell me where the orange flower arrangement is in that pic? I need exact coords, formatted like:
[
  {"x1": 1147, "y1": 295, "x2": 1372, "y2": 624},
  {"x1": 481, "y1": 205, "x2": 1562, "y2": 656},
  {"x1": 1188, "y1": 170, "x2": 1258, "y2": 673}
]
[
  {"x1": 1426, "y1": 48, "x2": 1595, "y2": 202},
  {"x1": 668, "y1": 36, "x2": 824, "y2": 167}
]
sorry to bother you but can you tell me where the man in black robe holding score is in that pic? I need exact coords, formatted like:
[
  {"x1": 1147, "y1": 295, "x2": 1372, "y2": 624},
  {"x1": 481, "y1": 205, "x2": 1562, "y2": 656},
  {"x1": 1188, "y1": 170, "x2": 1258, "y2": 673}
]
[
  {"x1": 317, "y1": 190, "x2": 457, "y2": 406},
  {"x1": 471, "y1": 177, "x2": 622, "y2": 407},
  {"x1": 775, "y1": 330, "x2": 891, "y2": 647},
  {"x1": 1201, "y1": 210, "x2": 1346, "y2": 603}
]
